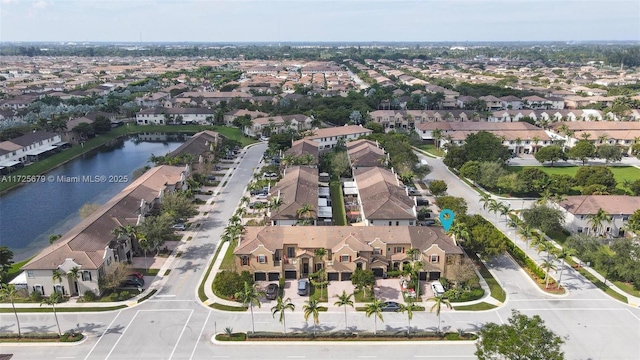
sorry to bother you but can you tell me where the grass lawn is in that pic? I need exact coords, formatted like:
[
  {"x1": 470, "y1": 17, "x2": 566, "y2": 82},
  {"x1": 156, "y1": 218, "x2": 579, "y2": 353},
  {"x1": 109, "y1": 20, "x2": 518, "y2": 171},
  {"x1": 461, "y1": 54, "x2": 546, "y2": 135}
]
[
  {"x1": 506, "y1": 166, "x2": 640, "y2": 193},
  {"x1": 354, "y1": 289, "x2": 375, "y2": 303},
  {"x1": 547, "y1": 229, "x2": 570, "y2": 245},
  {"x1": 563, "y1": 257, "x2": 628, "y2": 303},
  {"x1": 219, "y1": 239, "x2": 238, "y2": 271},
  {"x1": 476, "y1": 259, "x2": 506, "y2": 302},
  {"x1": 453, "y1": 302, "x2": 497, "y2": 311},
  {"x1": 210, "y1": 303, "x2": 247, "y2": 312},
  {"x1": 417, "y1": 144, "x2": 444, "y2": 157},
  {"x1": 4, "y1": 257, "x2": 33, "y2": 282},
  {"x1": 215, "y1": 333, "x2": 247, "y2": 341},
  {"x1": 309, "y1": 284, "x2": 328, "y2": 303},
  {"x1": 329, "y1": 180, "x2": 347, "y2": 226},
  {"x1": 612, "y1": 281, "x2": 640, "y2": 298}
]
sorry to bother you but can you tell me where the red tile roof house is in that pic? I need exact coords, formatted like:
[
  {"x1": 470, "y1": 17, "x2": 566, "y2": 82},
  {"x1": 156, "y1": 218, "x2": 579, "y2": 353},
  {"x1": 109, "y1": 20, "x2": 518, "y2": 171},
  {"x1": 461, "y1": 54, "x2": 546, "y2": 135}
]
[
  {"x1": 21, "y1": 165, "x2": 189, "y2": 297},
  {"x1": 555, "y1": 195, "x2": 640, "y2": 237},
  {"x1": 304, "y1": 125, "x2": 373, "y2": 150}
]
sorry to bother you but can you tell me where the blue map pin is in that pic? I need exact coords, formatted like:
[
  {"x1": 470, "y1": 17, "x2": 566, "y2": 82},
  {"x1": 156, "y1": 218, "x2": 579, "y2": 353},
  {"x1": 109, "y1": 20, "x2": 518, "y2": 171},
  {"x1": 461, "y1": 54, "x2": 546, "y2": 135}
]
[{"x1": 439, "y1": 209, "x2": 455, "y2": 231}]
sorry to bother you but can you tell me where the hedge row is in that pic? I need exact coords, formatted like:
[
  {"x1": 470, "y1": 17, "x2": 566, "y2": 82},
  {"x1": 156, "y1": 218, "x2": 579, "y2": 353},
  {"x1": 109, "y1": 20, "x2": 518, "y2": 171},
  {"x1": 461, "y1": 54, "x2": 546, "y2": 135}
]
[
  {"x1": 245, "y1": 331, "x2": 475, "y2": 340},
  {"x1": 505, "y1": 240, "x2": 547, "y2": 280},
  {"x1": 0, "y1": 332, "x2": 59, "y2": 339}
]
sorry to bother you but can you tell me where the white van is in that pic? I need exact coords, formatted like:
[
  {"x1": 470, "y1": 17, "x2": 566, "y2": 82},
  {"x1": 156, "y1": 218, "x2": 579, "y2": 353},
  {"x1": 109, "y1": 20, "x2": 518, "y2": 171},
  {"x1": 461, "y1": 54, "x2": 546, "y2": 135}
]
[{"x1": 420, "y1": 159, "x2": 429, "y2": 166}]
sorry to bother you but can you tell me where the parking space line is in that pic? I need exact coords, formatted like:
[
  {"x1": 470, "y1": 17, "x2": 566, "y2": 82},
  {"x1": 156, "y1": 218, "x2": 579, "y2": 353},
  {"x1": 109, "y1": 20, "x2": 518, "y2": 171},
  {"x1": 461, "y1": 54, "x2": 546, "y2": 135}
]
[
  {"x1": 83, "y1": 310, "x2": 122, "y2": 360},
  {"x1": 189, "y1": 310, "x2": 211, "y2": 360},
  {"x1": 169, "y1": 309, "x2": 194, "y2": 360}
]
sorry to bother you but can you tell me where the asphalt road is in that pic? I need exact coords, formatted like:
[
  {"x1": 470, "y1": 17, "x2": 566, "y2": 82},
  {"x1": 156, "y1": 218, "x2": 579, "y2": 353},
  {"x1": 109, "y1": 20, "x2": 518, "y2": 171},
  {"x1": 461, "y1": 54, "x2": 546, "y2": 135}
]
[{"x1": 1, "y1": 146, "x2": 640, "y2": 360}]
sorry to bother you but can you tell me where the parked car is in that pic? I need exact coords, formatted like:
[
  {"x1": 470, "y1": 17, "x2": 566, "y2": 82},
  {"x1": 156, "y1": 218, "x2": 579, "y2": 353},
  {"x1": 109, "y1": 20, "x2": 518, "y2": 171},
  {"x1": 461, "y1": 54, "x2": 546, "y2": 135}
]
[
  {"x1": 129, "y1": 272, "x2": 144, "y2": 280},
  {"x1": 265, "y1": 283, "x2": 279, "y2": 300},
  {"x1": 206, "y1": 175, "x2": 216, "y2": 181},
  {"x1": 416, "y1": 197, "x2": 429, "y2": 206},
  {"x1": 408, "y1": 189, "x2": 421, "y2": 196},
  {"x1": 250, "y1": 189, "x2": 267, "y2": 196},
  {"x1": 260, "y1": 136, "x2": 269, "y2": 141},
  {"x1": 262, "y1": 172, "x2": 278, "y2": 179},
  {"x1": 381, "y1": 301, "x2": 401, "y2": 312},
  {"x1": 214, "y1": 165, "x2": 222, "y2": 171},
  {"x1": 418, "y1": 220, "x2": 436, "y2": 226},
  {"x1": 123, "y1": 276, "x2": 144, "y2": 287},
  {"x1": 297, "y1": 279, "x2": 309, "y2": 296},
  {"x1": 255, "y1": 193, "x2": 269, "y2": 200},
  {"x1": 172, "y1": 223, "x2": 187, "y2": 231},
  {"x1": 431, "y1": 282, "x2": 445, "y2": 296}
]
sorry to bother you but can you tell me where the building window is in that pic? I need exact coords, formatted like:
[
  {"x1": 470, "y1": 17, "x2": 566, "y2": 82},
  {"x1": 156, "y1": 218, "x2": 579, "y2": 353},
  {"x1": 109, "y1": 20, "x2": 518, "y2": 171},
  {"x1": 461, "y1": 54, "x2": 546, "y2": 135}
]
[
  {"x1": 241, "y1": 256, "x2": 249, "y2": 266},
  {"x1": 396, "y1": 221, "x2": 399, "y2": 226},
  {"x1": 53, "y1": 284, "x2": 64, "y2": 295},
  {"x1": 287, "y1": 247, "x2": 295, "y2": 258},
  {"x1": 430, "y1": 255, "x2": 440, "y2": 263},
  {"x1": 26, "y1": 270, "x2": 34, "y2": 278},
  {"x1": 395, "y1": 247, "x2": 403, "y2": 254},
  {"x1": 389, "y1": 221, "x2": 392, "y2": 226},
  {"x1": 340, "y1": 255, "x2": 350, "y2": 262},
  {"x1": 374, "y1": 248, "x2": 382, "y2": 255},
  {"x1": 258, "y1": 255, "x2": 267, "y2": 264},
  {"x1": 409, "y1": 221, "x2": 414, "y2": 226},
  {"x1": 34, "y1": 285, "x2": 44, "y2": 295},
  {"x1": 82, "y1": 271, "x2": 92, "y2": 281}
]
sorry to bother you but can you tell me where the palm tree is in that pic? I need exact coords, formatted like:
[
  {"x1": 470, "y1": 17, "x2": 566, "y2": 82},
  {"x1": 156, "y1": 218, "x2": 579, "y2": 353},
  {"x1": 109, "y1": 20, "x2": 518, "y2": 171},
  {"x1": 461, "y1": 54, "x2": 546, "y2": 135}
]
[
  {"x1": 580, "y1": 132, "x2": 592, "y2": 141},
  {"x1": 447, "y1": 222, "x2": 470, "y2": 245},
  {"x1": 399, "y1": 300, "x2": 419, "y2": 336},
  {"x1": 556, "y1": 247, "x2": 574, "y2": 289},
  {"x1": 234, "y1": 282, "x2": 265, "y2": 334},
  {"x1": 0, "y1": 284, "x2": 22, "y2": 337},
  {"x1": 479, "y1": 193, "x2": 492, "y2": 210},
  {"x1": 597, "y1": 133, "x2": 609, "y2": 144},
  {"x1": 67, "y1": 266, "x2": 80, "y2": 296},
  {"x1": 240, "y1": 196, "x2": 250, "y2": 207},
  {"x1": 517, "y1": 225, "x2": 534, "y2": 248},
  {"x1": 532, "y1": 135, "x2": 541, "y2": 153},
  {"x1": 514, "y1": 137, "x2": 523, "y2": 155},
  {"x1": 271, "y1": 296, "x2": 295, "y2": 334},
  {"x1": 536, "y1": 237, "x2": 557, "y2": 263},
  {"x1": 139, "y1": 236, "x2": 151, "y2": 270},
  {"x1": 364, "y1": 298, "x2": 385, "y2": 335},
  {"x1": 268, "y1": 197, "x2": 283, "y2": 214},
  {"x1": 487, "y1": 199, "x2": 500, "y2": 222},
  {"x1": 429, "y1": 294, "x2": 452, "y2": 334},
  {"x1": 52, "y1": 269, "x2": 63, "y2": 293},
  {"x1": 507, "y1": 216, "x2": 523, "y2": 230},
  {"x1": 303, "y1": 299, "x2": 321, "y2": 335},
  {"x1": 431, "y1": 128, "x2": 443, "y2": 150},
  {"x1": 296, "y1": 203, "x2": 315, "y2": 225},
  {"x1": 334, "y1": 291, "x2": 354, "y2": 332},
  {"x1": 314, "y1": 248, "x2": 327, "y2": 300},
  {"x1": 587, "y1": 208, "x2": 610, "y2": 236},
  {"x1": 540, "y1": 259, "x2": 557, "y2": 289},
  {"x1": 498, "y1": 202, "x2": 512, "y2": 223},
  {"x1": 40, "y1": 292, "x2": 63, "y2": 335}
]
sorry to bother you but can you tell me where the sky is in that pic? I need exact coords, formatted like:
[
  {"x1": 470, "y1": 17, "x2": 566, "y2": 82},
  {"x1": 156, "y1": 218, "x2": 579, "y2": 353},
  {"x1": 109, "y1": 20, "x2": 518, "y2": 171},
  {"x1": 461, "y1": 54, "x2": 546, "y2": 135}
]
[{"x1": 0, "y1": 0, "x2": 639, "y2": 43}]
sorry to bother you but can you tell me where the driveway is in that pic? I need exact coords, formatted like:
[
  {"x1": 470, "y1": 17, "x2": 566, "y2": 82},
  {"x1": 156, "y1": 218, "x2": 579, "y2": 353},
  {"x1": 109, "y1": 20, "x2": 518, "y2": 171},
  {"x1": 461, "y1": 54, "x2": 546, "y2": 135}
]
[{"x1": 373, "y1": 278, "x2": 404, "y2": 302}]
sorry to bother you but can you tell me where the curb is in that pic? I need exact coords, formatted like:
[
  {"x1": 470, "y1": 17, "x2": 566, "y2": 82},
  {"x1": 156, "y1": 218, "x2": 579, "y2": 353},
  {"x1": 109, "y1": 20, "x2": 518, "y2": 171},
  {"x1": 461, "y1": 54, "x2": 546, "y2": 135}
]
[
  {"x1": 210, "y1": 334, "x2": 478, "y2": 346},
  {"x1": 0, "y1": 333, "x2": 90, "y2": 347}
]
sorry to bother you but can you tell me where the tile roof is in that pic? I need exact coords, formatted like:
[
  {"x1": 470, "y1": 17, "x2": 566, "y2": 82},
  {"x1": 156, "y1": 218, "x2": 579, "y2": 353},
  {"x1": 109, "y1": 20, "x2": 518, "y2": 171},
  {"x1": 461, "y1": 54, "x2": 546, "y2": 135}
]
[
  {"x1": 353, "y1": 167, "x2": 416, "y2": 220},
  {"x1": 305, "y1": 125, "x2": 373, "y2": 140},
  {"x1": 347, "y1": 139, "x2": 386, "y2": 168},
  {"x1": 558, "y1": 195, "x2": 640, "y2": 215},
  {"x1": 269, "y1": 166, "x2": 318, "y2": 221},
  {"x1": 168, "y1": 130, "x2": 220, "y2": 158},
  {"x1": 284, "y1": 139, "x2": 319, "y2": 164}
]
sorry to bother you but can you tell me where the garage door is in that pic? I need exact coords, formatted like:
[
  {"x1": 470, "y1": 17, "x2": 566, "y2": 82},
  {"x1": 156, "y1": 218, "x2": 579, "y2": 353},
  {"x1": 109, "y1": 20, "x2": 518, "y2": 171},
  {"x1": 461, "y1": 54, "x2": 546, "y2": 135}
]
[
  {"x1": 327, "y1": 272, "x2": 339, "y2": 281},
  {"x1": 419, "y1": 272, "x2": 427, "y2": 281},
  {"x1": 373, "y1": 268, "x2": 384, "y2": 277},
  {"x1": 284, "y1": 270, "x2": 297, "y2": 279},
  {"x1": 428, "y1": 271, "x2": 441, "y2": 281},
  {"x1": 340, "y1": 272, "x2": 352, "y2": 281},
  {"x1": 254, "y1": 272, "x2": 267, "y2": 281},
  {"x1": 268, "y1": 272, "x2": 280, "y2": 281}
]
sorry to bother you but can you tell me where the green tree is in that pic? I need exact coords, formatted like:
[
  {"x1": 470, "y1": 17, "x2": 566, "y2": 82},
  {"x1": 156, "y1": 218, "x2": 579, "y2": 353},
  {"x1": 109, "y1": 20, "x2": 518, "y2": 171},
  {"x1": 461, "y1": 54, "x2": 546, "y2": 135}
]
[
  {"x1": 587, "y1": 208, "x2": 610, "y2": 236},
  {"x1": 334, "y1": 290, "x2": 354, "y2": 332},
  {"x1": 567, "y1": 140, "x2": 595, "y2": 165},
  {"x1": 475, "y1": 310, "x2": 565, "y2": 360},
  {"x1": 48, "y1": 234, "x2": 62, "y2": 244},
  {"x1": 271, "y1": 296, "x2": 295, "y2": 334},
  {"x1": 330, "y1": 151, "x2": 351, "y2": 178},
  {"x1": 428, "y1": 180, "x2": 448, "y2": 197},
  {"x1": 234, "y1": 282, "x2": 265, "y2": 334},
  {"x1": 0, "y1": 284, "x2": 22, "y2": 337},
  {"x1": 596, "y1": 144, "x2": 622, "y2": 163},
  {"x1": 516, "y1": 168, "x2": 549, "y2": 194},
  {"x1": 0, "y1": 246, "x2": 14, "y2": 280},
  {"x1": 40, "y1": 292, "x2": 63, "y2": 335},
  {"x1": 364, "y1": 297, "x2": 385, "y2": 335},
  {"x1": 477, "y1": 162, "x2": 509, "y2": 190},
  {"x1": 303, "y1": 299, "x2": 321, "y2": 335},
  {"x1": 351, "y1": 268, "x2": 376, "y2": 298},
  {"x1": 574, "y1": 166, "x2": 617, "y2": 191},
  {"x1": 399, "y1": 300, "x2": 419, "y2": 336},
  {"x1": 431, "y1": 128, "x2": 444, "y2": 149},
  {"x1": 442, "y1": 145, "x2": 468, "y2": 169},
  {"x1": 463, "y1": 131, "x2": 512, "y2": 163},
  {"x1": 435, "y1": 196, "x2": 468, "y2": 217},
  {"x1": 459, "y1": 160, "x2": 482, "y2": 182},
  {"x1": 534, "y1": 145, "x2": 567, "y2": 166},
  {"x1": 139, "y1": 213, "x2": 175, "y2": 254},
  {"x1": 92, "y1": 114, "x2": 112, "y2": 134},
  {"x1": 313, "y1": 248, "x2": 328, "y2": 299},
  {"x1": 521, "y1": 204, "x2": 565, "y2": 234},
  {"x1": 213, "y1": 270, "x2": 253, "y2": 298},
  {"x1": 556, "y1": 247, "x2": 574, "y2": 289},
  {"x1": 429, "y1": 294, "x2": 452, "y2": 334},
  {"x1": 161, "y1": 192, "x2": 198, "y2": 223}
]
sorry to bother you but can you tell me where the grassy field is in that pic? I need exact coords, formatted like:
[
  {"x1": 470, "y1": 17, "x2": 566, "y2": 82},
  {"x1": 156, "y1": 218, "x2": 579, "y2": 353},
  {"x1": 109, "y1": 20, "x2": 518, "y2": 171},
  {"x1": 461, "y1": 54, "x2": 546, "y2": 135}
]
[
  {"x1": 613, "y1": 281, "x2": 640, "y2": 298},
  {"x1": 329, "y1": 180, "x2": 347, "y2": 226},
  {"x1": 453, "y1": 302, "x2": 497, "y2": 311},
  {"x1": 506, "y1": 166, "x2": 640, "y2": 193},
  {"x1": 0, "y1": 124, "x2": 253, "y2": 193},
  {"x1": 417, "y1": 144, "x2": 444, "y2": 157}
]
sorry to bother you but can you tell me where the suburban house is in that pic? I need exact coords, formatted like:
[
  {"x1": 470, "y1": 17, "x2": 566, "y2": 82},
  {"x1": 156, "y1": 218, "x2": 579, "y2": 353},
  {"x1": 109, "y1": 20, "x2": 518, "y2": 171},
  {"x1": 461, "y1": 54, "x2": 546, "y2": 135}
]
[
  {"x1": 352, "y1": 167, "x2": 417, "y2": 226},
  {"x1": 233, "y1": 226, "x2": 463, "y2": 281},
  {"x1": 346, "y1": 139, "x2": 387, "y2": 168},
  {"x1": 268, "y1": 166, "x2": 319, "y2": 226},
  {"x1": 499, "y1": 95, "x2": 523, "y2": 110},
  {"x1": 303, "y1": 125, "x2": 373, "y2": 150},
  {"x1": 284, "y1": 139, "x2": 320, "y2": 165},
  {"x1": 0, "y1": 131, "x2": 64, "y2": 173},
  {"x1": 135, "y1": 108, "x2": 216, "y2": 125},
  {"x1": 368, "y1": 110, "x2": 483, "y2": 131},
  {"x1": 21, "y1": 165, "x2": 189, "y2": 297},
  {"x1": 222, "y1": 109, "x2": 268, "y2": 127},
  {"x1": 415, "y1": 122, "x2": 552, "y2": 154},
  {"x1": 478, "y1": 95, "x2": 503, "y2": 111},
  {"x1": 244, "y1": 114, "x2": 313, "y2": 138},
  {"x1": 556, "y1": 195, "x2": 640, "y2": 237},
  {"x1": 136, "y1": 92, "x2": 170, "y2": 108}
]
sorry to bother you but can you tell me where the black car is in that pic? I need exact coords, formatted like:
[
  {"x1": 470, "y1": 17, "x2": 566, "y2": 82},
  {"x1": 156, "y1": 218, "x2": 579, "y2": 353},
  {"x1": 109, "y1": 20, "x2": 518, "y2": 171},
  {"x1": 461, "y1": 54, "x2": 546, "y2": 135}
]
[
  {"x1": 250, "y1": 189, "x2": 268, "y2": 196},
  {"x1": 265, "y1": 283, "x2": 279, "y2": 300},
  {"x1": 381, "y1": 301, "x2": 401, "y2": 312},
  {"x1": 418, "y1": 220, "x2": 436, "y2": 226},
  {"x1": 123, "y1": 276, "x2": 144, "y2": 287},
  {"x1": 416, "y1": 197, "x2": 429, "y2": 206}
]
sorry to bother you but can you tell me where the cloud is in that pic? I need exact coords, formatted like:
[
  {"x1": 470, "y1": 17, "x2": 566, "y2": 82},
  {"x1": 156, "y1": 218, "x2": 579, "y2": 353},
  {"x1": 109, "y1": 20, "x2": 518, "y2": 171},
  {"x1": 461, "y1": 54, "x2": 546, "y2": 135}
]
[{"x1": 32, "y1": 1, "x2": 50, "y2": 9}]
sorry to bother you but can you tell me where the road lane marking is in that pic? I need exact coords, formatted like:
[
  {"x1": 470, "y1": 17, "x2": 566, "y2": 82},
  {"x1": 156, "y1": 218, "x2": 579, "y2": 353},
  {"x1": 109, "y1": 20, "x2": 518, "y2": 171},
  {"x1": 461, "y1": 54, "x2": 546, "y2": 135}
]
[
  {"x1": 496, "y1": 311, "x2": 504, "y2": 324},
  {"x1": 287, "y1": 357, "x2": 306, "y2": 359},
  {"x1": 83, "y1": 310, "x2": 122, "y2": 360},
  {"x1": 211, "y1": 357, "x2": 230, "y2": 358},
  {"x1": 625, "y1": 309, "x2": 640, "y2": 322},
  {"x1": 105, "y1": 311, "x2": 140, "y2": 360},
  {"x1": 169, "y1": 309, "x2": 194, "y2": 360},
  {"x1": 189, "y1": 310, "x2": 211, "y2": 360},
  {"x1": 156, "y1": 295, "x2": 177, "y2": 298},
  {"x1": 359, "y1": 356, "x2": 377, "y2": 358}
]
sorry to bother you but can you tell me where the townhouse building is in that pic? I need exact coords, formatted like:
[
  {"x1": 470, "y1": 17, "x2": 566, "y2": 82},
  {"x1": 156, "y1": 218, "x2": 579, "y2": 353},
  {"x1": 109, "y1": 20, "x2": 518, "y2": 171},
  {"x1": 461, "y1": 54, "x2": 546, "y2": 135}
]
[
  {"x1": 234, "y1": 226, "x2": 463, "y2": 281},
  {"x1": 0, "y1": 131, "x2": 63, "y2": 173},
  {"x1": 135, "y1": 108, "x2": 216, "y2": 125},
  {"x1": 268, "y1": 167, "x2": 319, "y2": 226},
  {"x1": 556, "y1": 195, "x2": 640, "y2": 237},
  {"x1": 21, "y1": 165, "x2": 189, "y2": 296},
  {"x1": 303, "y1": 125, "x2": 373, "y2": 150},
  {"x1": 244, "y1": 114, "x2": 313, "y2": 138}
]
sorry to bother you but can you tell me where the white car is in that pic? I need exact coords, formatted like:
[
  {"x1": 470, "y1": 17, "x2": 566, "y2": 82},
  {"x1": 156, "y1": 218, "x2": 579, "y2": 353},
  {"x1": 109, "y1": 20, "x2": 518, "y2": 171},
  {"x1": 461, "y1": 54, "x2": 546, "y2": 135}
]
[
  {"x1": 431, "y1": 282, "x2": 445, "y2": 296},
  {"x1": 255, "y1": 193, "x2": 269, "y2": 200}
]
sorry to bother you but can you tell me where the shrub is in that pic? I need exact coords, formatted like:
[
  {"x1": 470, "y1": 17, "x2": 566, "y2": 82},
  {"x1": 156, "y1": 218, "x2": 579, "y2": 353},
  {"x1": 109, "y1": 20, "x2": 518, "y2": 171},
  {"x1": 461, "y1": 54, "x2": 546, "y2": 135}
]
[
  {"x1": 213, "y1": 270, "x2": 254, "y2": 299},
  {"x1": 29, "y1": 291, "x2": 42, "y2": 302},
  {"x1": 60, "y1": 331, "x2": 83, "y2": 342},
  {"x1": 81, "y1": 290, "x2": 97, "y2": 302},
  {"x1": 118, "y1": 290, "x2": 131, "y2": 301},
  {"x1": 386, "y1": 270, "x2": 402, "y2": 278}
]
